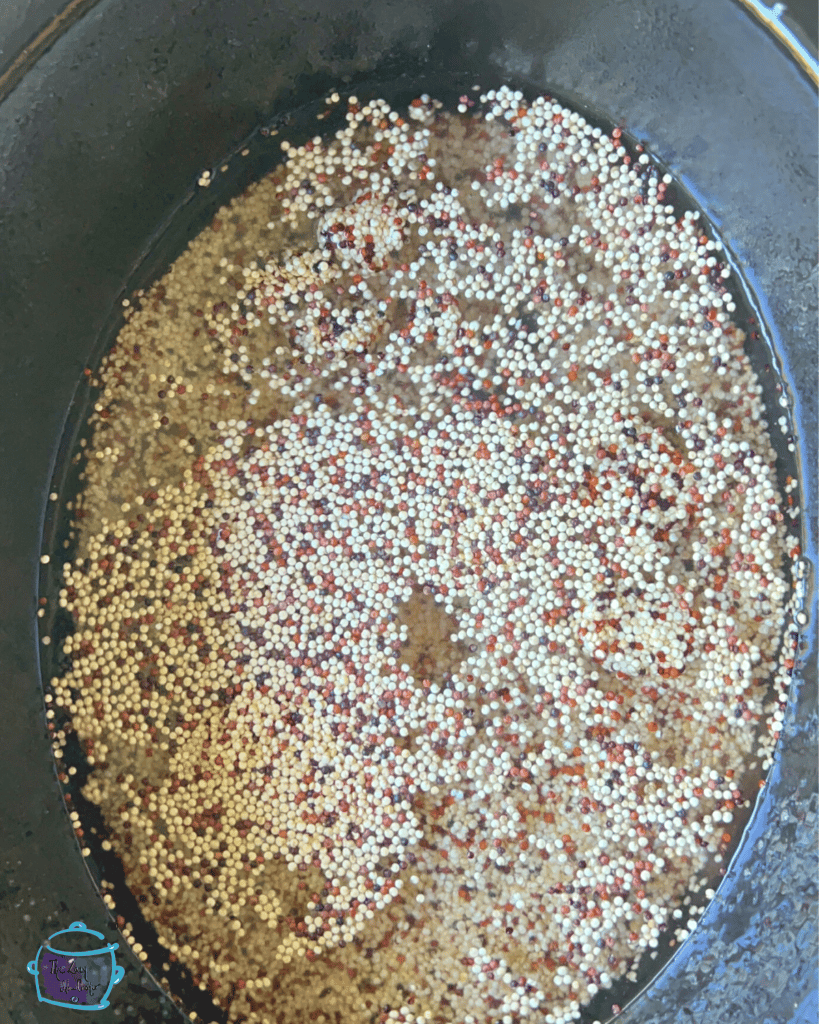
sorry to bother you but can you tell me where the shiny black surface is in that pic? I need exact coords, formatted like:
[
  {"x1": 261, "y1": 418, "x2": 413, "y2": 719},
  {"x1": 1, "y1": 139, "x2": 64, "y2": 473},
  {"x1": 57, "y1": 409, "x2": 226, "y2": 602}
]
[{"x1": 0, "y1": 2, "x2": 815, "y2": 1022}]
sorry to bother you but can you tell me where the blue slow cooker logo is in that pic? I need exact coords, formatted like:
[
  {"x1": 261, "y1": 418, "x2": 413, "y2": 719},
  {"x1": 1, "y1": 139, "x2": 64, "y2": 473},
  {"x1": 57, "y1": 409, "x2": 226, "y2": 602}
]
[{"x1": 27, "y1": 920, "x2": 124, "y2": 1010}]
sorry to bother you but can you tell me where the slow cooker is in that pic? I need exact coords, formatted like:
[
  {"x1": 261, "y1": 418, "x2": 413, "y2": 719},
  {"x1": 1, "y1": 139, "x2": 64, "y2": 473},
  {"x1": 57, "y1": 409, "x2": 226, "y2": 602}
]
[{"x1": 0, "y1": 1, "x2": 815, "y2": 1021}]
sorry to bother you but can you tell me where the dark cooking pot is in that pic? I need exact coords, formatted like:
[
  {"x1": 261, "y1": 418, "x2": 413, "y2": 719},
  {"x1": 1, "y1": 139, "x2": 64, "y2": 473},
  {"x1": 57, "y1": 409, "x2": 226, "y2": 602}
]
[{"x1": 0, "y1": 1, "x2": 815, "y2": 1022}]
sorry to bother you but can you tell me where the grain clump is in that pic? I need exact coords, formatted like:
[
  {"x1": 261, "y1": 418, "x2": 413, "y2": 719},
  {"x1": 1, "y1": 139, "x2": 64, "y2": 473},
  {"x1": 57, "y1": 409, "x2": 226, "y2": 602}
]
[{"x1": 51, "y1": 88, "x2": 792, "y2": 1024}]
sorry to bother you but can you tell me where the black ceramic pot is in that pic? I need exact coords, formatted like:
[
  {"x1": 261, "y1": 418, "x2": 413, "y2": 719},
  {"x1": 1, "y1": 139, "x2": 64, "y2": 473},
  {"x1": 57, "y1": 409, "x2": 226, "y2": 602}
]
[{"x1": 1, "y1": 2, "x2": 816, "y2": 1022}]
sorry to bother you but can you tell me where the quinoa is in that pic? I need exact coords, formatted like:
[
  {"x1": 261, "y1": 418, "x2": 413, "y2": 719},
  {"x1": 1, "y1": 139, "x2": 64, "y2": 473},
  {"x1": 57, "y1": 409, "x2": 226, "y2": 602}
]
[{"x1": 49, "y1": 88, "x2": 792, "y2": 1024}]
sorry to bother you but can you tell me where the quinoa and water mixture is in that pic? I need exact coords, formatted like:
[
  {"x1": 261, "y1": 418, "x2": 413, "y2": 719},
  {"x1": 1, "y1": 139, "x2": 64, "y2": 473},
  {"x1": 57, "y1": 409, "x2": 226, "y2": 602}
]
[{"x1": 50, "y1": 89, "x2": 792, "y2": 1024}]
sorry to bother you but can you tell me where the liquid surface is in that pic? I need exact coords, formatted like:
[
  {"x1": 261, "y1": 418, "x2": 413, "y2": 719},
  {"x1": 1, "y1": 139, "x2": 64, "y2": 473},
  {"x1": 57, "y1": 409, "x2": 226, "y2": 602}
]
[{"x1": 49, "y1": 88, "x2": 792, "y2": 1024}]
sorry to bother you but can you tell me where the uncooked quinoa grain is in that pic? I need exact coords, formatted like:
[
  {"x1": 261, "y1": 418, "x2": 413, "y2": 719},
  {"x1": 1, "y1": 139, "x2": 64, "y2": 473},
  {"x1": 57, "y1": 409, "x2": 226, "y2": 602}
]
[{"x1": 52, "y1": 88, "x2": 792, "y2": 1024}]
